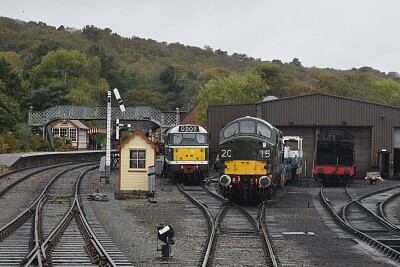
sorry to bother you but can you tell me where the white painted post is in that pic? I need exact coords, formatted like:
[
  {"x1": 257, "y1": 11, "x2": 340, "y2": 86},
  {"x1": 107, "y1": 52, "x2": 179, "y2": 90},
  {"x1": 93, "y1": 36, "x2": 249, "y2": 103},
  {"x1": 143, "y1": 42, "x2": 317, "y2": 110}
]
[{"x1": 105, "y1": 91, "x2": 112, "y2": 183}]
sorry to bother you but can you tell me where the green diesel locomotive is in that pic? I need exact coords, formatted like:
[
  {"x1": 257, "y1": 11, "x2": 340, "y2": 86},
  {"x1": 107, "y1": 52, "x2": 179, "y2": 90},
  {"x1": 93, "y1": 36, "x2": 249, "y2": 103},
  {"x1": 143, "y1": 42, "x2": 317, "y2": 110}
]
[{"x1": 218, "y1": 116, "x2": 283, "y2": 202}]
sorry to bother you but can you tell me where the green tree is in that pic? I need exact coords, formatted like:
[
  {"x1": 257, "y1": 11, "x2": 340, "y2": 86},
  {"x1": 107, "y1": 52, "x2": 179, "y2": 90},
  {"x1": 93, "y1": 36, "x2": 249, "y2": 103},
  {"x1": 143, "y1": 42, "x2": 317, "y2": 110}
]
[
  {"x1": 68, "y1": 76, "x2": 108, "y2": 106},
  {"x1": 0, "y1": 51, "x2": 24, "y2": 74},
  {"x1": 0, "y1": 56, "x2": 23, "y2": 101},
  {"x1": 111, "y1": 68, "x2": 148, "y2": 94},
  {"x1": 309, "y1": 69, "x2": 357, "y2": 97},
  {"x1": 159, "y1": 65, "x2": 185, "y2": 109},
  {"x1": 14, "y1": 123, "x2": 33, "y2": 140},
  {"x1": 198, "y1": 67, "x2": 230, "y2": 85},
  {"x1": 23, "y1": 42, "x2": 59, "y2": 79},
  {"x1": 82, "y1": 25, "x2": 103, "y2": 42},
  {"x1": 0, "y1": 89, "x2": 20, "y2": 133},
  {"x1": 87, "y1": 45, "x2": 120, "y2": 89},
  {"x1": 124, "y1": 88, "x2": 169, "y2": 110},
  {"x1": 255, "y1": 63, "x2": 294, "y2": 97},
  {"x1": 26, "y1": 49, "x2": 108, "y2": 109},
  {"x1": 367, "y1": 79, "x2": 400, "y2": 106},
  {"x1": 23, "y1": 82, "x2": 70, "y2": 110},
  {"x1": 197, "y1": 72, "x2": 266, "y2": 125},
  {"x1": 13, "y1": 123, "x2": 34, "y2": 151}
]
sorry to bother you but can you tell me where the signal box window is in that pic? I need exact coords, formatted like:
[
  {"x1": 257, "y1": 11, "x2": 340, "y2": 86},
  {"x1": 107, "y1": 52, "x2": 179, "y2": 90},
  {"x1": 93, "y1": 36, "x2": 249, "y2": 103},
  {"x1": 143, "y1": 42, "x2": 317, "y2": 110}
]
[{"x1": 130, "y1": 150, "x2": 146, "y2": 169}]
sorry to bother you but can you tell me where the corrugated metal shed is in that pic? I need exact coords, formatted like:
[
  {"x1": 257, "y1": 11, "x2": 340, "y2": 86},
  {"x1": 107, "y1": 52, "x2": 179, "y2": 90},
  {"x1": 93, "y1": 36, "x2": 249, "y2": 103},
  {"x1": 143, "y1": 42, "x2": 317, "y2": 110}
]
[{"x1": 207, "y1": 93, "x2": 400, "y2": 178}]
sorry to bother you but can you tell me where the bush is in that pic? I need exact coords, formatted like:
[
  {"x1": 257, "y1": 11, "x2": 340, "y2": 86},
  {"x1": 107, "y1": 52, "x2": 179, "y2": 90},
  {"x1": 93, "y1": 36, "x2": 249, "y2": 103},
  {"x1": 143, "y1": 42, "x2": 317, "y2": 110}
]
[
  {"x1": 0, "y1": 136, "x2": 4, "y2": 153},
  {"x1": 31, "y1": 134, "x2": 50, "y2": 151},
  {"x1": 3, "y1": 133, "x2": 18, "y2": 153}
]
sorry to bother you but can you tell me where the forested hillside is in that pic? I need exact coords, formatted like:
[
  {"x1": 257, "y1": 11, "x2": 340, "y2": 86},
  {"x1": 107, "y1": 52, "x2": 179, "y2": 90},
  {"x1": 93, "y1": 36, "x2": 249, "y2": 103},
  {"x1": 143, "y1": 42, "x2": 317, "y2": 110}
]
[{"x1": 1, "y1": 16, "x2": 400, "y2": 152}]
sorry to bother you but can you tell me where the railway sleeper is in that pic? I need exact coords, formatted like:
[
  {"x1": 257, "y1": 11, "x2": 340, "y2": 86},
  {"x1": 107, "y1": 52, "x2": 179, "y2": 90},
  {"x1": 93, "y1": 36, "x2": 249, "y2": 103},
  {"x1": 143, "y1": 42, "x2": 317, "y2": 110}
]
[{"x1": 85, "y1": 243, "x2": 101, "y2": 263}]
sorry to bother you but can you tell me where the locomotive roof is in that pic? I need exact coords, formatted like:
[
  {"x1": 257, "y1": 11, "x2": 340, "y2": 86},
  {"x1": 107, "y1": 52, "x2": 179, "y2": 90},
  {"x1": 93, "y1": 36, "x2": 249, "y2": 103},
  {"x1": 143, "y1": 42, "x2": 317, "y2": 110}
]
[
  {"x1": 225, "y1": 116, "x2": 279, "y2": 132},
  {"x1": 167, "y1": 124, "x2": 207, "y2": 134},
  {"x1": 220, "y1": 116, "x2": 280, "y2": 144}
]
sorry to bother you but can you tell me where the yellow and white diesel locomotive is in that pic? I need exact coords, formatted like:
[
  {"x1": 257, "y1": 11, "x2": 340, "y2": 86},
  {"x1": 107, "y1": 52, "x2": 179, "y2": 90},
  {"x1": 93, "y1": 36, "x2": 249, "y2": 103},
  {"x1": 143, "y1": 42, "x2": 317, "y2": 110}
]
[{"x1": 163, "y1": 124, "x2": 209, "y2": 185}]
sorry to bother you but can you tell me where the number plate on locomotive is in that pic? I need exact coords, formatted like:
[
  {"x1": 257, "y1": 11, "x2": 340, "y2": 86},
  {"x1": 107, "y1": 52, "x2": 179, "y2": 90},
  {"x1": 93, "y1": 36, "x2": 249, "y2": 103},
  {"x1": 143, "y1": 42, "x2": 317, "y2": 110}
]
[
  {"x1": 259, "y1": 150, "x2": 271, "y2": 159},
  {"x1": 179, "y1": 125, "x2": 199, "y2": 132},
  {"x1": 220, "y1": 149, "x2": 233, "y2": 159}
]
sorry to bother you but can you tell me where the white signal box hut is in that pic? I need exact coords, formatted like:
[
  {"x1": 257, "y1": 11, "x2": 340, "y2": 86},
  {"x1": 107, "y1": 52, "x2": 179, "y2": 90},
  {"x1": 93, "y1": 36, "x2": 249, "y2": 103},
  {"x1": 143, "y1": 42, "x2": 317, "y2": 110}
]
[{"x1": 117, "y1": 129, "x2": 159, "y2": 192}]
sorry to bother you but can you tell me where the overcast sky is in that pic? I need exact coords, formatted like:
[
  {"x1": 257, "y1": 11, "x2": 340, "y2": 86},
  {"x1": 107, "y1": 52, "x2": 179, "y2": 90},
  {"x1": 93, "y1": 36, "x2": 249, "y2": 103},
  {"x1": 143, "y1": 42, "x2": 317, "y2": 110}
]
[{"x1": 1, "y1": 0, "x2": 399, "y2": 73}]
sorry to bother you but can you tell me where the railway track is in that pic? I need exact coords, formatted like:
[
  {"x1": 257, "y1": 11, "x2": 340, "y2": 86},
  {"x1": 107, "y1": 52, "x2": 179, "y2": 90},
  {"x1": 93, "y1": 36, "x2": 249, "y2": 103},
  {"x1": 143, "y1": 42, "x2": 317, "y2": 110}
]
[
  {"x1": 0, "y1": 163, "x2": 133, "y2": 267},
  {"x1": 178, "y1": 182, "x2": 279, "y2": 267},
  {"x1": 320, "y1": 185, "x2": 400, "y2": 263}
]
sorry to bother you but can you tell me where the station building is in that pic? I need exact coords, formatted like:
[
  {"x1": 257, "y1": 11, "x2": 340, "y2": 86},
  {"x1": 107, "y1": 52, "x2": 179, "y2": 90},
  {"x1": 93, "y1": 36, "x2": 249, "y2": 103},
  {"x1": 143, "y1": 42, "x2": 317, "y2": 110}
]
[
  {"x1": 51, "y1": 119, "x2": 89, "y2": 149},
  {"x1": 207, "y1": 93, "x2": 400, "y2": 179}
]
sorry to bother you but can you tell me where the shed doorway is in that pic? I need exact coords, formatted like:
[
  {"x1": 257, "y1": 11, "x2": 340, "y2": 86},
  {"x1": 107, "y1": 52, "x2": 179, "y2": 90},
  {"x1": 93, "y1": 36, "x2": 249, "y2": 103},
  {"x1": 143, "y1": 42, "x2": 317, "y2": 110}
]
[
  {"x1": 394, "y1": 149, "x2": 400, "y2": 178},
  {"x1": 394, "y1": 128, "x2": 400, "y2": 178}
]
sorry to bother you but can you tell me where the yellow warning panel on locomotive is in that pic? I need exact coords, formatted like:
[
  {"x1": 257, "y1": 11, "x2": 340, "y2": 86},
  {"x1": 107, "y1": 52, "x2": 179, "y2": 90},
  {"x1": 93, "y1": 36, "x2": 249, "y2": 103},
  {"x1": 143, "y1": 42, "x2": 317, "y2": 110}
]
[
  {"x1": 224, "y1": 160, "x2": 266, "y2": 175},
  {"x1": 173, "y1": 148, "x2": 205, "y2": 161}
]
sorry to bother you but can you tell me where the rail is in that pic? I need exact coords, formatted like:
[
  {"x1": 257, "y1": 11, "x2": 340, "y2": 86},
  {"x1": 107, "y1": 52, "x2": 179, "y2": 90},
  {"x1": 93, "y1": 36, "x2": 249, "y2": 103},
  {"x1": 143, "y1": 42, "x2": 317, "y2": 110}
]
[{"x1": 320, "y1": 186, "x2": 400, "y2": 261}]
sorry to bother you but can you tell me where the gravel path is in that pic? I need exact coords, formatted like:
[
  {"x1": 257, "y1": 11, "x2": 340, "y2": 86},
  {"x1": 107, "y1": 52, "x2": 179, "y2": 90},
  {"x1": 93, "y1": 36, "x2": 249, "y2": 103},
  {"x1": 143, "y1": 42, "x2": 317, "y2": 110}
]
[{"x1": 87, "y1": 170, "x2": 206, "y2": 267}]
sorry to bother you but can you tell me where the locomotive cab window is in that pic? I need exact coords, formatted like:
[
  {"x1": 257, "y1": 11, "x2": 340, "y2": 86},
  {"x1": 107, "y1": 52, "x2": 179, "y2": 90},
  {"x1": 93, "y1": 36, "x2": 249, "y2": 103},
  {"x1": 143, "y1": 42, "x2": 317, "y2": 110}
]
[
  {"x1": 196, "y1": 133, "x2": 207, "y2": 144},
  {"x1": 223, "y1": 123, "x2": 239, "y2": 138},
  {"x1": 172, "y1": 133, "x2": 207, "y2": 145},
  {"x1": 240, "y1": 120, "x2": 255, "y2": 134},
  {"x1": 130, "y1": 150, "x2": 146, "y2": 169},
  {"x1": 172, "y1": 134, "x2": 183, "y2": 144},
  {"x1": 256, "y1": 123, "x2": 271, "y2": 138}
]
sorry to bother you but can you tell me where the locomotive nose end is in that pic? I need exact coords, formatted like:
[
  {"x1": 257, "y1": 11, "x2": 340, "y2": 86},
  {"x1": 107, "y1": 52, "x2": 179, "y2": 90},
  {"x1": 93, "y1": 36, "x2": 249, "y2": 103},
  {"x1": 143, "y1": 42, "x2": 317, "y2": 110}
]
[
  {"x1": 259, "y1": 176, "x2": 271, "y2": 188},
  {"x1": 219, "y1": 175, "x2": 231, "y2": 187}
]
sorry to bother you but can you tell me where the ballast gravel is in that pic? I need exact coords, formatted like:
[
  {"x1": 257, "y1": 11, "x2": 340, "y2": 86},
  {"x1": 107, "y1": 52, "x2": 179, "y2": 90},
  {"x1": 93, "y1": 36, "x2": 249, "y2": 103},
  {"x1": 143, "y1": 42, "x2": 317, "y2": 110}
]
[{"x1": 86, "y1": 171, "x2": 400, "y2": 267}]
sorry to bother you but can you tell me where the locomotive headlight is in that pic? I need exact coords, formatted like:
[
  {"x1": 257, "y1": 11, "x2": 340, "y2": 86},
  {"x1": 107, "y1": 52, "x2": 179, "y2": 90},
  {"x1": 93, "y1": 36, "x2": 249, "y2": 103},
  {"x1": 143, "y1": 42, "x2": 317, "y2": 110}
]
[
  {"x1": 219, "y1": 174, "x2": 231, "y2": 187},
  {"x1": 259, "y1": 176, "x2": 271, "y2": 188}
]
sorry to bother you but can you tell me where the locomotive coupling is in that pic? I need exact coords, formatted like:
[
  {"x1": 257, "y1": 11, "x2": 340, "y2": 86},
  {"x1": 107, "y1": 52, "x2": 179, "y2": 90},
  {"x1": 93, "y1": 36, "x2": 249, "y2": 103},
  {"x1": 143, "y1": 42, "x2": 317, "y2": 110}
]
[
  {"x1": 219, "y1": 174, "x2": 231, "y2": 187},
  {"x1": 259, "y1": 176, "x2": 271, "y2": 188}
]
